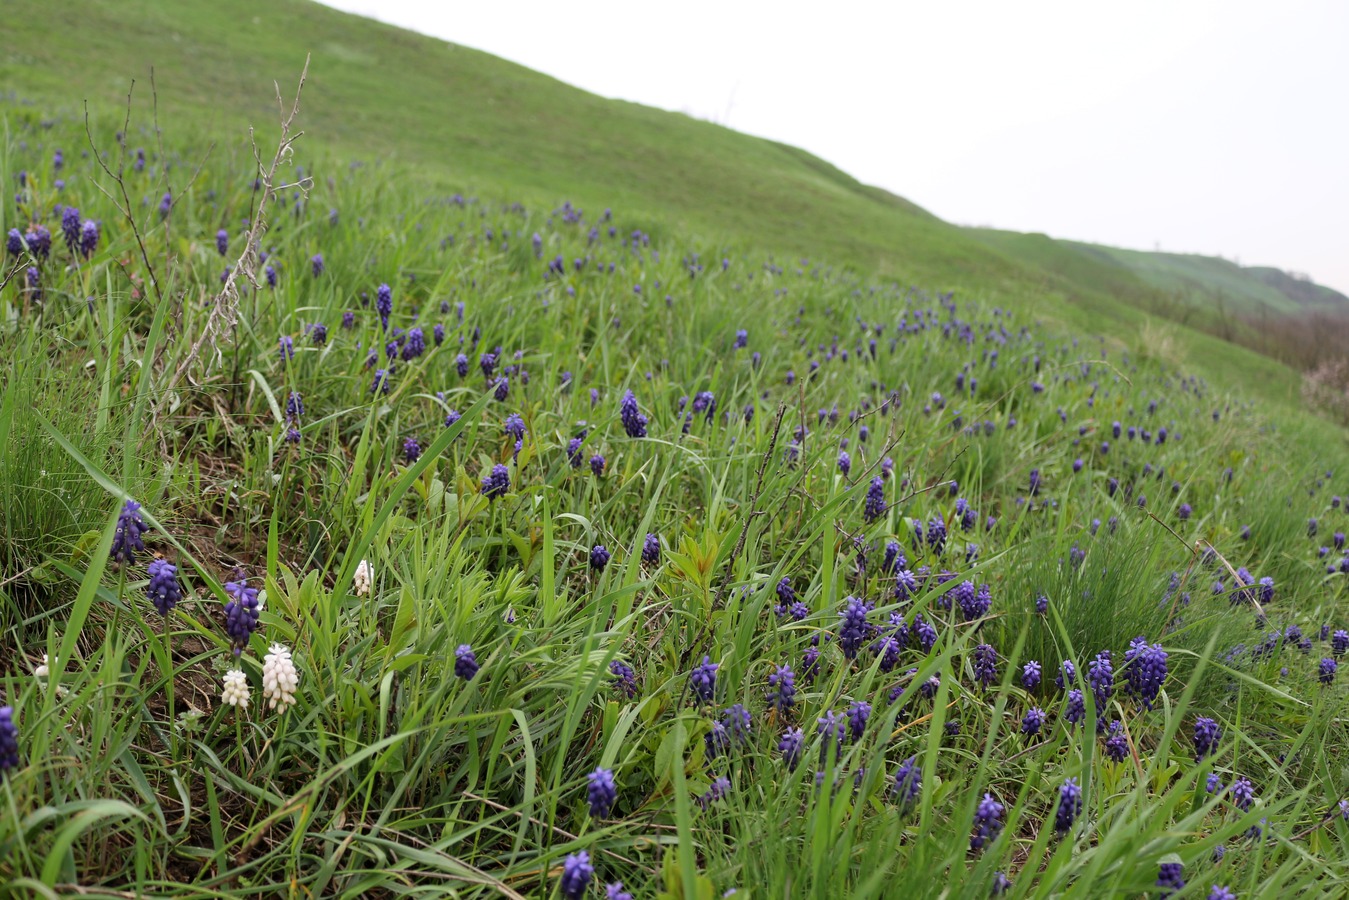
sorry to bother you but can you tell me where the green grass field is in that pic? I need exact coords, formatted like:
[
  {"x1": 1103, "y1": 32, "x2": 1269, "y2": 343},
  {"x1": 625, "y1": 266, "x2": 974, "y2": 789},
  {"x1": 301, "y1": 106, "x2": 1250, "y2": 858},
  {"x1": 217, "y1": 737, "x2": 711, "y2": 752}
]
[{"x1": 2, "y1": 2, "x2": 1349, "y2": 897}]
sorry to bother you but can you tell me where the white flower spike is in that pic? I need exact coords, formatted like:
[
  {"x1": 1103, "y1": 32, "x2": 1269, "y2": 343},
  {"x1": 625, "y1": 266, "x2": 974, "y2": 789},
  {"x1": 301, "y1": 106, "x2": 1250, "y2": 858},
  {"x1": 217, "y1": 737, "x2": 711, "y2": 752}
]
[
  {"x1": 354, "y1": 559, "x2": 372, "y2": 597},
  {"x1": 261, "y1": 644, "x2": 300, "y2": 711},
  {"x1": 221, "y1": 669, "x2": 250, "y2": 710}
]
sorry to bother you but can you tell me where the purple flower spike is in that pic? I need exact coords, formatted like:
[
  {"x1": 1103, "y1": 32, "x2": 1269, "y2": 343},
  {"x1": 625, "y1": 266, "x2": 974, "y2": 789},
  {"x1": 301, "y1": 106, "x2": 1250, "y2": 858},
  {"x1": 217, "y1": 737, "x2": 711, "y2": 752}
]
[
  {"x1": 0, "y1": 706, "x2": 19, "y2": 775},
  {"x1": 146, "y1": 558, "x2": 182, "y2": 616},
  {"x1": 1055, "y1": 777, "x2": 1082, "y2": 833},
  {"x1": 619, "y1": 389, "x2": 648, "y2": 438},
  {"x1": 587, "y1": 767, "x2": 617, "y2": 817},
  {"x1": 223, "y1": 577, "x2": 262, "y2": 654},
  {"x1": 481, "y1": 464, "x2": 510, "y2": 499},
  {"x1": 892, "y1": 756, "x2": 921, "y2": 809},
  {"x1": 560, "y1": 851, "x2": 593, "y2": 900},
  {"x1": 454, "y1": 644, "x2": 479, "y2": 680},
  {"x1": 689, "y1": 656, "x2": 718, "y2": 704},
  {"x1": 642, "y1": 532, "x2": 661, "y2": 565},
  {"x1": 111, "y1": 500, "x2": 148, "y2": 565},
  {"x1": 971, "y1": 793, "x2": 1005, "y2": 851}
]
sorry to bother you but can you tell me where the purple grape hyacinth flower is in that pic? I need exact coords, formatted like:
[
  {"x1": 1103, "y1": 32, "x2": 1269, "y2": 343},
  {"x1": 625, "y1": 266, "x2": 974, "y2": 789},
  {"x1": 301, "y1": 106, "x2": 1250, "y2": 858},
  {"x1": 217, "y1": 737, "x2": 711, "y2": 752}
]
[
  {"x1": 481, "y1": 464, "x2": 510, "y2": 499},
  {"x1": 1230, "y1": 777, "x2": 1255, "y2": 811},
  {"x1": 610, "y1": 660, "x2": 639, "y2": 698},
  {"x1": 971, "y1": 793, "x2": 1005, "y2": 851},
  {"x1": 1104, "y1": 720, "x2": 1129, "y2": 762},
  {"x1": 1088, "y1": 651, "x2": 1114, "y2": 710},
  {"x1": 1157, "y1": 862, "x2": 1185, "y2": 898},
  {"x1": 560, "y1": 851, "x2": 593, "y2": 900},
  {"x1": 690, "y1": 656, "x2": 718, "y2": 704},
  {"x1": 78, "y1": 218, "x2": 98, "y2": 258},
  {"x1": 376, "y1": 283, "x2": 392, "y2": 331},
  {"x1": 454, "y1": 644, "x2": 479, "y2": 680},
  {"x1": 587, "y1": 767, "x2": 617, "y2": 817},
  {"x1": 0, "y1": 706, "x2": 18, "y2": 776},
  {"x1": 111, "y1": 500, "x2": 148, "y2": 565},
  {"x1": 26, "y1": 225, "x2": 51, "y2": 260},
  {"x1": 61, "y1": 206, "x2": 81, "y2": 251},
  {"x1": 696, "y1": 775, "x2": 731, "y2": 809},
  {"x1": 223, "y1": 577, "x2": 262, "y2": 654},
  {"x1": 566, "y1": 435, "x2": 585, "y2": 468},
  {"x1": 767, "y1": 663, "x2": 796, "y2": 712},
  {"x1": 1194, "y1": 716, "x2": 1221, "y2": 761},
  {"x1": 589, "y1": 544, "x2": 610, "y2": 571},
  {"x1": 846, "y1": 701, "x2": 871, "y2": 741},
  {"x1": 838, "y1": 597, "x2": 869, "y2": 659},
  {"x1": 863, "y1": 476, "x2": 886, "y2": 523},
  {"x1": 892, "y1": 756, "x2": 921, "y2": 809},
  {"x1": 722, "y1": 703, "x2": 752, "y2": 746},
  {"x1": 1055, "y1": 777, "x2": 1082, "y2": 834},
  {"x1": 401, "y1": 327, "x2": 425, "y2": 360},
  {"x1": 642, "y1": 532, "x2": 661, "y2": 565},
  {"x1": 619, "y1": 389, "x2": 648, "y2": 437},
  {"x1": 285, "y1": 391, "x2": 304, "y2": 423},
  {"x1": 1124, "y1": 637, "x2": 1168, "y2": 709},
  {"x1": 780, "y1": 727, "x2": 804, "y2": 770},
  {"x1": 146, "y1": 558, "x2": 182, "y2": 616},
  {"x1": 1022, "y1": 660, "x2": 1042, "y2": 690},
  {"x1": 1065, "y1": 689, "x2": 1086, "y2": 727},
  {"x1": 973, "y1": 643, "x2": 999, "y2": 686}
]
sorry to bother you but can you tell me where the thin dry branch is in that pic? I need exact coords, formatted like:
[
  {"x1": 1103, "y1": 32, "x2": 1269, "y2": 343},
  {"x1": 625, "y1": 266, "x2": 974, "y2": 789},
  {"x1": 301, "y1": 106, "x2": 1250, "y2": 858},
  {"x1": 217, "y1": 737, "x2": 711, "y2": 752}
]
[
  {"x1": 158, "y1": 56, "x2": 311, "y2": 409},
  {"x1": 84, "y1": 85, "x2": 164, "y2": 306}
]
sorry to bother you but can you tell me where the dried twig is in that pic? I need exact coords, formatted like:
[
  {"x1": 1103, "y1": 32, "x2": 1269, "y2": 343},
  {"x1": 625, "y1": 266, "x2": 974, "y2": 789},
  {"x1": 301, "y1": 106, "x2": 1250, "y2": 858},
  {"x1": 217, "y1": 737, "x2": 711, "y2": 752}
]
[
  {"x1": 158, "y1": 56, "x2": 311, "y2": 409},
  {"x1": 84, "y1": 85, "x2": 164, "y2": 306},
  {"x1": 0, "y1": 258, "x2": 25, "y2": 293}
]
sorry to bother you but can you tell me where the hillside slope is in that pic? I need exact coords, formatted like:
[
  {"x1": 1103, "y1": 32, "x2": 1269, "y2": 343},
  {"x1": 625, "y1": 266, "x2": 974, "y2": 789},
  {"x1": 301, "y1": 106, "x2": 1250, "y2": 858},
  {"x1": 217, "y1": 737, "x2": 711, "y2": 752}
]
[
  {"x1": 0, "y1": 0, "x2": 1027, "y2": 288},
  {"x1": 0, "y1": 0, "x2": 1340, "y2": 414},
  {"x1": 970, "y1": 230, "x2": 1349, "y2": 319}
]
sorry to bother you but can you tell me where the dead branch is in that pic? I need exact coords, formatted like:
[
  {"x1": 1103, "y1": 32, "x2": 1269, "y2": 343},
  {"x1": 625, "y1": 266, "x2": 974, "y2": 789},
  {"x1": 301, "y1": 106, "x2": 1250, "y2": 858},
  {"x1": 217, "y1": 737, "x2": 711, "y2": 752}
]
[{"x1": 157, "y1": 56, "x2": 311, "y2": 410}]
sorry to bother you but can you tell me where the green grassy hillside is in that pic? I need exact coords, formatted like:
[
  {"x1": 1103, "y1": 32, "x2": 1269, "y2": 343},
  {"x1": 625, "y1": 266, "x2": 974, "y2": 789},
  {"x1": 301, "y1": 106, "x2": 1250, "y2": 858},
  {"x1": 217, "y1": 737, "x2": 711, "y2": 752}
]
[
  {"x1": 5, "y1": 4, "x2": 1349, "y2": 896},
  {"x1": 1, "y1": 0, "x2": 1342, "y2": 423},
  {"x1": 0, "y1": 0, "x2": 1019, "y2": 288},
  {"x1": 4, "y1": 0, "x2": 1342, "y2": 328}
]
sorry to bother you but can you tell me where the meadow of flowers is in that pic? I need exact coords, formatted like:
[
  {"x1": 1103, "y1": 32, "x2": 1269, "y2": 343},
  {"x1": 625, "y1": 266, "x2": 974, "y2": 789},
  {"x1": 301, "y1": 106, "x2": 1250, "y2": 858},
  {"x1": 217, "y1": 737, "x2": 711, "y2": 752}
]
[{"x1": 1, "y1": 106, "x2": 1348, "y2": 898}]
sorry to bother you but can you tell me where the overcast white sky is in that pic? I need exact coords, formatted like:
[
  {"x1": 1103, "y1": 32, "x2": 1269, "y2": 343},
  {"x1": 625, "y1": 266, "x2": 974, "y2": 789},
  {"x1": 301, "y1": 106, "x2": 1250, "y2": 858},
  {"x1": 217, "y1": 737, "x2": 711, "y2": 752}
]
[{"x1": 319, "y1": 0, "x2": 1349, "y2": 293}]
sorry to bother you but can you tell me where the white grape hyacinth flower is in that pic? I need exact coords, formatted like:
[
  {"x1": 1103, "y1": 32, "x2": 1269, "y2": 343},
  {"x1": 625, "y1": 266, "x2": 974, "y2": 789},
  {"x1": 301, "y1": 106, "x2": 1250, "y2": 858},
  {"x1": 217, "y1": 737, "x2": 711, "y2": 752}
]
[
  {"x1": 353, "y1": 559, "x2": 372, "y2": 597},
  {"x1": 261, "y1": 643, "x2": 300, "y2": 711},
  {"x1": 34, "y1": 653, "x2": 51, "y2": 678},
  {"x1": 221, "y1": 669, "x2": 250, "y2": 710}
]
